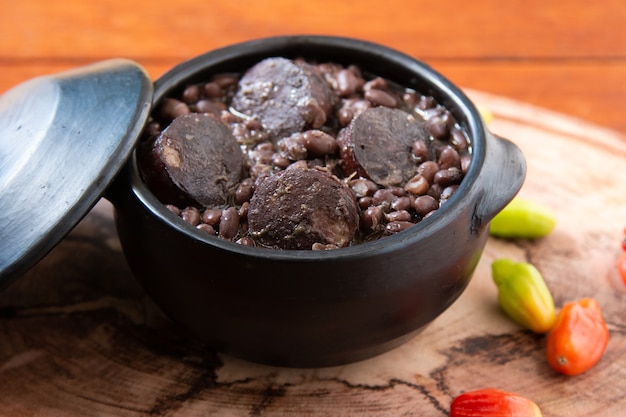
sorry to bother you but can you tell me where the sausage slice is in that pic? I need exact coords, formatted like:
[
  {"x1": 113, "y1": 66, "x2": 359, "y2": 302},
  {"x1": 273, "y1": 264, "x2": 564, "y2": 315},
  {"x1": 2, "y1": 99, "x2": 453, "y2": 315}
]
[
  {"x1": 145, "y1": 113, "x2": 244, "y2": 207},
  {"x1": 248, "y1": 166, "x2": 358, "y2": 249},
  {"x1": 338, "y1": 107, "x2": 430, "y2": 186},
  {"x1": 232, "y1": 57, "x2": 334, "y2": 141}
]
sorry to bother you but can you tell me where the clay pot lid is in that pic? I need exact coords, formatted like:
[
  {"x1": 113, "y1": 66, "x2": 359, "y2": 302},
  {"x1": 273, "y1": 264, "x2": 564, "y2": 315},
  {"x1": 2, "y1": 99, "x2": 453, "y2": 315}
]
[{"x1": 0, "y1": 59, "x2": 153, "y2": 288}]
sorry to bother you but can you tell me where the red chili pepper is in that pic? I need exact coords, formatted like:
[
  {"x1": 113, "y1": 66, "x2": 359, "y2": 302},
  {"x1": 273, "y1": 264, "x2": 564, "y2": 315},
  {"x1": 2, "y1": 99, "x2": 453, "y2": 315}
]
[
  {"x1": 546, "y1": 298, "x2": 609, "y2": 376},
  {"x1": 621, "y1": 227, "x2": 626, "y2": 251},
  {"x1": 450, "y1": 388, "x2": 543, "y2": 417}
]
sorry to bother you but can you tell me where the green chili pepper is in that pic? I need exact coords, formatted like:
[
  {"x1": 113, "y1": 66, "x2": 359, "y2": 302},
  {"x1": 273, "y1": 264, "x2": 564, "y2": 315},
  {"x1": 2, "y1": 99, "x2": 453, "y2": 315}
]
[
  {"x1": 489, "y1": 198, "x2": 556, "y2": 239},
  {"x1": 492, "y1": 258, "x2": 556, "y2": 333}
]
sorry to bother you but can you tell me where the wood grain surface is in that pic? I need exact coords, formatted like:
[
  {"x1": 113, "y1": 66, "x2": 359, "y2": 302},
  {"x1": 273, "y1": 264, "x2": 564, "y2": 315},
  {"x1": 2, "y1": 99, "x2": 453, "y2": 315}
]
[
  {"x1": 1, "y1": 91, "x2": 625, "y2": 416},
  {"x1": 0, "y1": 0, "x2": 625, "y2": 135},
  {"x1": 2, "y1": 2, "x2": 626, "y2": 415}
]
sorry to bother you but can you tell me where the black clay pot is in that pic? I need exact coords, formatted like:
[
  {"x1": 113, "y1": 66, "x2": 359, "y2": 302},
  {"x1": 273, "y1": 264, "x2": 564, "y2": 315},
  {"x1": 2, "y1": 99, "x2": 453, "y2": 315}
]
[
  {"x1": 106, "y1": 36, "x2": 526, "y2": 367},
  {"x1": 0, "y1": 35, "x2": 525, "y2": 367}
]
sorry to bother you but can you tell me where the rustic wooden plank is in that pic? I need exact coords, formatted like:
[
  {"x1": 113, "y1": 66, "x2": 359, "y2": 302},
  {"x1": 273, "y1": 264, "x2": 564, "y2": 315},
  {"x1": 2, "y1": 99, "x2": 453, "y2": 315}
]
[
  {"x1": 435, "y1": 60, "x2": 626, "y2": 135},
  {"x1": 1, "y1": 92, "x2": 625, "y2": 416},
  {"x1": 1, "y1": 0, "x2": 625, "y2": 133},
  {"x1": 1, "y1": 0, "x2": 626, "y2": 414},
  {"x1": 0, "y1": 0, "x2": 624, "y2": 60}
]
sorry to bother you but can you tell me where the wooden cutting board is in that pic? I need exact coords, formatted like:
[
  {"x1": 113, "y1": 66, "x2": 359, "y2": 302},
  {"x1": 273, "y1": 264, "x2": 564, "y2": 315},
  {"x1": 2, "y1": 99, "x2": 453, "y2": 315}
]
[{"x1": 1, "y1": 90, "x2": 625, "y2": 416}]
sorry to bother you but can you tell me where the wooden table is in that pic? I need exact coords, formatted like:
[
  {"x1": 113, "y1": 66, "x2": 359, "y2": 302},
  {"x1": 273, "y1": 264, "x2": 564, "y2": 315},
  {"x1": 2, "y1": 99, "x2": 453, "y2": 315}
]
[
  {"x1": 2, "y1": 0, "x2": 625, "y2": 134},
  {"x1": 1, "y1": 1, "x2": 626, "y2": 416}
]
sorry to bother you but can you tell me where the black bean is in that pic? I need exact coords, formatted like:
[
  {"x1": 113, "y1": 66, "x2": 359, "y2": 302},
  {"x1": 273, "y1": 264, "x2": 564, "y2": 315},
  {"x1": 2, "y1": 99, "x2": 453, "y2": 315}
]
[
  {"x1": 349, "y1": 178, "x2": 378, "y2": 198},
  {"x1": 389, "y1": 186, "x2": 407, "y2": 197},
  {"x1": 202, "y1": 208, "x2": 222, "y2": 226},
  {"x1": 278, "y1": 134, "x2": 308, "y2": 161},
  {"x1": 358, "y1": 196, "x2": 374, "y2": 210},
  {"x1": 438, "y1": 146, "x2": 461, "y2": 170},
  {"x1": 238, "y1": 201, "x2": 250, "y2": 220},
  {"x1": 182, "y1": 207, "x2": 202, "y2": 226},
  {"x1": 212, "y1": 75, "x2": 238, "y2": 89},
  {"x1": 235, "y1": 178, "x2": 254, "y2": 205},
  {"x1": 336, "y1": 68, "x2": 363, "y2": 97},
  {"x1": 360, "y1": 206, "x2": 384, "y2": 230},
  {"x1": 428, "y1": 183, "x2": 443, "y2": 200},
  {"x1": 182, "y1": 84, "x2": 201, "y2": 104},
  {"x1": 347, "y1": 64, "x2": 362, "y2": 79},
  {"x1": 391, "y1": 196, "x2": 412, "y2": 211},
  {"x1": 385, "y1": 210, "x2": 412, "y2": 222},
  {"x1": 450, "y1": 127, "x2": 470, "y2": 151},
  {"x1": 307, "y1": 103, "x2": 328, "y2": 129},
  {"x1": 461, "y1": 155, "x2": 471, "y2": 174},
  {"x1": 203, "y1": 81, "x2": 222, "y2": 98},
  {"x1": 338, "y1": 107, "x2": 354, "y2": 127},
  {"x1": 363, "y1": 77, "x2": 387, "y2": 91},
  {"x1": 301, "y1": 130, "x2": 338, "y2": 156},
  {"x1": 413, "y1": 195, "x2": 439, "y2": 217},
  {"x1": 271, "y1": 153, "x2": 291, "y2": 169},
  {"x1": 385, "y1": 221, "x2": 414, "y2": 235},
  {"x1": 440, "y1": 185, "x2": 459, "y2": 202},
  {"x1": 249, "y1": 163, "x2": 272, "y2": 182},
  {"x1": 219, "y1": 207, "x2": 240, "y2": 240},
  {"x1": 426, "y1": 115, "x2": 449, "y2": 140},
  {"x1": 404, "y1": 174, "x2": 429, "y2": 195},
  {"x1": 196, "y1": 223, "x2": 216, "y2": 235},
  {"x1": 158, "y1": 98, "x2": 190, "y2": 121},
  {"x1": 195, "y1": 99, "x2": 223, "y2": 116},
  {"x1": 416, "y1": 161, "x2": 439, "y2": 183},
  {"x1": 434, "y1": 167, "x2": 463, "y2": 187},
  {"x1": 245, "y1": 118, "x2": 264, "y2": 131},
  {"x1": 251, "y1": 142, "x2": 275, "y2": 164},
  {"x1": 412, "y1": 140, "x2": 430, "y2": 162},
  {"x1": 372, "y1": 189, "x2": 397, "y2": 207},
  {"x1": 144, "y1": 121, "x2": 162, "y2": 139},
  {"x1": 364, "y1": 88, "x2": 397, "y2": 108}
]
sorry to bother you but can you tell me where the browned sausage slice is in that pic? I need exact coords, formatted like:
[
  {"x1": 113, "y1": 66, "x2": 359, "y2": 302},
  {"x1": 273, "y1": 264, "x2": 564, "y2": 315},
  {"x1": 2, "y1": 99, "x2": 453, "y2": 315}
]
[
  {"x1": 231, "y1": 57, "x2": 334, "y2": 141},
  {"x1": 147, "y1": 113, "x2": 243, "y2": 207},
  {"x1": 248, "y1": 166, "x2": 358, "y2": 249},
  {"x1": 338, "y1": 107, "x2": 430, "y2": 186}
]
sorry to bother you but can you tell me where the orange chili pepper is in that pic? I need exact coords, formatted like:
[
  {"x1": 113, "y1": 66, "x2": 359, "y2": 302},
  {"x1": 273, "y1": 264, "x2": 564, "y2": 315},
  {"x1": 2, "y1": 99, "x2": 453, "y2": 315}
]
[{"x1": 546, "y1": 298, "x2": 609, "y2": 376}]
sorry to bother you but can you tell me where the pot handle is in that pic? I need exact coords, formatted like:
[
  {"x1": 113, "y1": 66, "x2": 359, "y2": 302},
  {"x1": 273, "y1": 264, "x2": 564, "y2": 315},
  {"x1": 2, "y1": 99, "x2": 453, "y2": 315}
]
[{"x1": 471, "y1": 132, "x2": 526, "y2": 233}]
